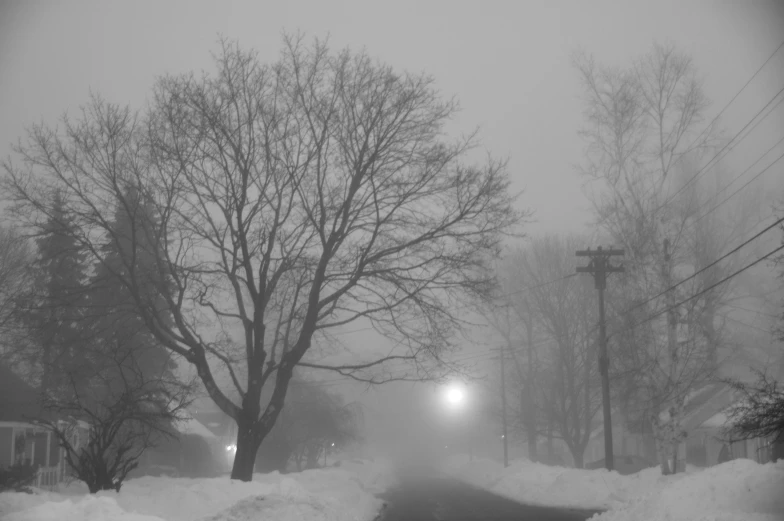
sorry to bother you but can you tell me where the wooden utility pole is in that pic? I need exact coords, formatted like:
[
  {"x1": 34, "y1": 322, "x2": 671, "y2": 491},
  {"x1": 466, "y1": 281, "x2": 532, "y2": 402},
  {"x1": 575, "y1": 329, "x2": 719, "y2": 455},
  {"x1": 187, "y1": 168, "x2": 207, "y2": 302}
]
[
  {"x1": 576, "y1": 246, "x2": 624, "y2": 471},
  {"x1": 524, "y1": 319, "x2": 537, "y2": 463},
  {"x1": 500, "y1": 344, "x2": 509, "y2": 467},
  {"x1": 662, "y1": 238, "x2": 680, "y2": 474}
]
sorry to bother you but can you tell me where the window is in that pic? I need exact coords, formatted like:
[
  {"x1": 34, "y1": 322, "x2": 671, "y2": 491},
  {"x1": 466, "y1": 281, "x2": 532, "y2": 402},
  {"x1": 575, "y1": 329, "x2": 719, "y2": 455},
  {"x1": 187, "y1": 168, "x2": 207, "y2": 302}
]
[{"x1": 14, "y1": 432, "x2": 26, "y2": 464}]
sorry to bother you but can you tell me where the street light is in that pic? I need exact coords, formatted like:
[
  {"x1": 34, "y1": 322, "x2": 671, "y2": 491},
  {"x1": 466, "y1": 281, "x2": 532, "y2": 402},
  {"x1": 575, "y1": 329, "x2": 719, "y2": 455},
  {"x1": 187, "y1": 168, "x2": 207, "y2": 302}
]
[{"x1": 443, "y1": 383, "x2": 465, "y2": 409}]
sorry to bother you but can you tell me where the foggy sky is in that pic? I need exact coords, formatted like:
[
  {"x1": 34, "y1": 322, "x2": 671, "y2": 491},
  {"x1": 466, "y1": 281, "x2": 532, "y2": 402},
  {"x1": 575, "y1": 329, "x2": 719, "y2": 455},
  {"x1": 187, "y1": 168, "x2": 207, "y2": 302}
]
[
  {"x1": 2, "y1": 0, "x2": 783, "y2": 454},
  {"x1": 3, "y1": 1, "x2": 783, "y2": 236}
]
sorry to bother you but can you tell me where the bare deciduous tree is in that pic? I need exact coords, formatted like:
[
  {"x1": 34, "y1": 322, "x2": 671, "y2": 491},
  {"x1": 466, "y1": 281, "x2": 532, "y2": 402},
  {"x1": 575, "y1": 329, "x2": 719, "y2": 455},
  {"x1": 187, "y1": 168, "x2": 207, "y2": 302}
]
[
  {"x1": 37, "y1": 349, "x2": 192, "y2": 493},
  {"x1": 3, "y1": 36, "x2": 521, "y2": 480},
  {"x1": 485, "y1": 235, "x2": 599, "y2": 468},
  {"x1": 517, "y1": 236, "x2": 600, "y2": 468},
  {"x1": 572, "y1": 43, "x2": 761, "y2": 474}
]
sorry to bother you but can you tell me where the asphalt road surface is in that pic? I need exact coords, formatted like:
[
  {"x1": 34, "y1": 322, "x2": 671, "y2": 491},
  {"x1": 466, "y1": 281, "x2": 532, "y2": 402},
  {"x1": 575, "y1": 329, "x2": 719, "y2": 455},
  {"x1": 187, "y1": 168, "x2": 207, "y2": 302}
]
[{"x1": 378, "y1": 476, "x2": 603, "y2": 521}]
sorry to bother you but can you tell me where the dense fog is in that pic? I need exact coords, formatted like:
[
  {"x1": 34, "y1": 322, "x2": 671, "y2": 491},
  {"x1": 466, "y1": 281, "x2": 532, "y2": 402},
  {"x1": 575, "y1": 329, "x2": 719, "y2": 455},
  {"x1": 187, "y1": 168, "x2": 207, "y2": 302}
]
[{"x1": 1, "y1": 3, "x2": 783, "y2": 521}]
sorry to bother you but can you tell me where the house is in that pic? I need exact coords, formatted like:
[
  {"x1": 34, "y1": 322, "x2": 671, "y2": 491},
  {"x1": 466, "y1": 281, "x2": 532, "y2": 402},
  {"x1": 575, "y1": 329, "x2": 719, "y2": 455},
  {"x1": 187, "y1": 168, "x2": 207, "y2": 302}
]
[
  {"x1": 585, "y1": 381, "x2": 779, "y2": 471},
  {"x1": 191, "y1": 401, "x2": 237, "y2": 473},
  {"x1": 585, "y1": 417, "x2": 656, "y2": 466},
  {"x1": 0, "y1": 364, "x2": 86, "y2": 488},
  {"x1": 686, "y1": 386, "x2": 782, "y2": 466},
  {"x1": 133, "y1": 409, "x2": 224, "y2": 477}
]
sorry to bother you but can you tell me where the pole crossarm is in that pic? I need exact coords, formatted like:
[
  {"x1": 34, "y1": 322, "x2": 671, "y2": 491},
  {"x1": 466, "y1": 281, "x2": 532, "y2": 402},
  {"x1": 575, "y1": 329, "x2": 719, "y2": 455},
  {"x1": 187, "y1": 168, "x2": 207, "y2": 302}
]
[{"x1": 575, "y1": 248, "x2": 625, "y2": 257}]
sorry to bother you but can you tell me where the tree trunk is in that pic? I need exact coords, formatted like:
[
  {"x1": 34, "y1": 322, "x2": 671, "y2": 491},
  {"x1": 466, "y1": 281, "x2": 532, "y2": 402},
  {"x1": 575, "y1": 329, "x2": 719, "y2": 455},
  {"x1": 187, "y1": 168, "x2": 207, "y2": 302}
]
[
  {"x1": 546, "y1": 418, "x2": 554, "y2": 461},
  {"x1": 295, "y1": 449, "x2": 303, "y2": 472},
  {"x1": 525, "y1": 325, "x2": 538, "y2": 463},
  {"x1": 305, "y1": 444, "x2": 320, "y2": 469},
  {"x1": 524, "y1": 387, "x2": 537, "y2": 462},
  {"x1": 230, "y1": 424, "x2": 261, "y2": 481},
  {"x1": 230, "y1": 361, "x2": 294, "y2": 481},
  {"x1": 649, "y1": 411, "x2": 671, "y2": 475},
  {"x1": 569, "y1": 444, "x2": 585, "y2": 469}
]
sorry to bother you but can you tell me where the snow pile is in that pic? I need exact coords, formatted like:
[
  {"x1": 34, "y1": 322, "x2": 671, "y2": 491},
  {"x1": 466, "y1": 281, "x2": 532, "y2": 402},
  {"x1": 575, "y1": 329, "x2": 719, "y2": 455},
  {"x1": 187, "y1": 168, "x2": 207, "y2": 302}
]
[
  {"x1": 0, "y1": 495, "x2": 163, "y2": 521},
  {"x1": 592, "y1": 458, "x2": 784, "y2": 521},
  {"x1": 443, "y1": 454, "x2": 654, "y2": 509},
  {"x1": 444, "y1": 454, "x2": 784, "y2": 520},
  {"x1": 0, "y1": 462, "x2": 391, "y2": 521},
  {"x1": 332, "y1": 457, "x2": 398, "y2": 494}
]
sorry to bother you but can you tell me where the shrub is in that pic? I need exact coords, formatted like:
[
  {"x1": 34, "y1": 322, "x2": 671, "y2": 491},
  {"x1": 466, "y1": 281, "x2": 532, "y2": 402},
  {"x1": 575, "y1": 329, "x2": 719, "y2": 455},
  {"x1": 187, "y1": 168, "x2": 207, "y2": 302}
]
[{"x1": 0, "y1": 462, "x2": 38, "y2": 492}]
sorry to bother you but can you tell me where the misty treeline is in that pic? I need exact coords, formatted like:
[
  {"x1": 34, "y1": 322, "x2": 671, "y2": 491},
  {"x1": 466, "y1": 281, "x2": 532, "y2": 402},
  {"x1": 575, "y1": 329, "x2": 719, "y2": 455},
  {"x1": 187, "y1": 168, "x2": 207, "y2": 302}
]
[
  {"x1": 0, "y1": 34, "x2": 522, "y2": 482},
  {"x1": 256, "y1": 378, "x2": 362, "y2": 473},
  {"x1": 485, "y1": 44, "x2": 784, "y2": 473}
]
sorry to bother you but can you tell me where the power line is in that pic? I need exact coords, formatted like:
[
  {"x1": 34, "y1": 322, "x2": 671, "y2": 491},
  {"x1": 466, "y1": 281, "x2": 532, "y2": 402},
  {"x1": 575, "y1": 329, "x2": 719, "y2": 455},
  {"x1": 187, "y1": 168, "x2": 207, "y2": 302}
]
[
  {"x1": 497, "y1": 273, "x2": 578, "y2": 299},
  {"x1": 628, "y1": 216, "x2": 784, "y2": 314},
  {"x1": 724, "y1": 302, "x2": 780, "y2": 320},
  {"x1": 312, "y1": 231, "x2": 782, "y2": 385},
  {"x1": 622, "y1": 242, "x2": 784, "y2": 334},
  {"x1": 318, "y1": 239, "x2": 784, "y2": 385},
  {"x1": 723, "y1": 314, "x2": 774, "y2": 335},
  {"x1": 676, "y1": 38, "x2": 784, "y2": 163},
  {"x1": 693, "y1": 148, "x2": 784, "y2": 226},
  {"x1": 692, "y1": 133, "x2": 784, "y2": 220},
  {"x1": 662, "y1": 84, "x2": 784, "y2": 210},
  {"x1": 320, "y1": 273, "x2": 578, "y2": 339}
]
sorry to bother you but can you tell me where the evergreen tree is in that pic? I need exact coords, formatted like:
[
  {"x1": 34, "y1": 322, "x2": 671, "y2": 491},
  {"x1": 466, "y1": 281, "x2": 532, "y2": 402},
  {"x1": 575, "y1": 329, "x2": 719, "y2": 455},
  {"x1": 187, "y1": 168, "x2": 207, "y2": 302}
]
[
  {"x1": 88, "y1": 184, "x2": 175, "y2": 388},
  {"x1": 29, "y1": 192, "x2": 90, "y2": 394}
]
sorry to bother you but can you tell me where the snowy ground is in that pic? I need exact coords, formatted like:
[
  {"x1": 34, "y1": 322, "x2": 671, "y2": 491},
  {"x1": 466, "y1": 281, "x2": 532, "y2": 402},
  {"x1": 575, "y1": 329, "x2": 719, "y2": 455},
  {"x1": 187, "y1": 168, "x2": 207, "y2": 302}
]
[
  {"x1": 443, "y1": 454, "x2": 784, "y2": 521},
  {"x1": 0, "y1": 458, "x2": 395, "y2": 521}
]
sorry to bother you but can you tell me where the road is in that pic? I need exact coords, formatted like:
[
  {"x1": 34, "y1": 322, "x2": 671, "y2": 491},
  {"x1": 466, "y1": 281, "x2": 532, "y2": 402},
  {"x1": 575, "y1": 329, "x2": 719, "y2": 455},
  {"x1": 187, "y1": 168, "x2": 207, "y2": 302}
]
[{"x1": 378, "y1": 476, "x2": 603, "y2": 521}]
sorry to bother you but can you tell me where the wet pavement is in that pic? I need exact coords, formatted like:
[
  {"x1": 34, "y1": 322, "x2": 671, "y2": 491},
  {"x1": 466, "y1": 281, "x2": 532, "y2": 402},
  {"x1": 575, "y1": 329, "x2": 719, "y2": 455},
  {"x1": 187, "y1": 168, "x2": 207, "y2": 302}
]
[{"x1": 378, "y1": 475, "x2": 603, "y2": 521}]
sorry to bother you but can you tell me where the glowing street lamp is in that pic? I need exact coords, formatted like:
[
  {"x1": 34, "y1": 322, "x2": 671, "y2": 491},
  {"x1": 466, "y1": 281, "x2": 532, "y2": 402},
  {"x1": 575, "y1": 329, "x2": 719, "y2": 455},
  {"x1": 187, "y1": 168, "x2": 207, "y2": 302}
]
[
  {"x1": 444, "y1": 384, "x2": 466, "y2": 409},
  {"x1": 442, "y1": 382, "x2": 476, "y2": 461}
]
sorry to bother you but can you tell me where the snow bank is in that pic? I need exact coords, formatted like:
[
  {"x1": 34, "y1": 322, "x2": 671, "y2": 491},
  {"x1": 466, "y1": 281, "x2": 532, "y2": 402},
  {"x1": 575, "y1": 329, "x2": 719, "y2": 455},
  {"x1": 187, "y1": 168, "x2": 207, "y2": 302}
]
[
  {"x1": 443, "y1": 454, "x2": 655, "y2": 509},
  {"x1": 332, "y1": 457, "x2": 398, "y2": 494},
  {"x1": 444, "y1": 454, "x2": 784, "y2": 520},
  {"x1": 592, "y1": 458, "x2": 784, "y2": 521},
  {"x1": 0, "y1": 459, "x2": 392, "y2": 521}
]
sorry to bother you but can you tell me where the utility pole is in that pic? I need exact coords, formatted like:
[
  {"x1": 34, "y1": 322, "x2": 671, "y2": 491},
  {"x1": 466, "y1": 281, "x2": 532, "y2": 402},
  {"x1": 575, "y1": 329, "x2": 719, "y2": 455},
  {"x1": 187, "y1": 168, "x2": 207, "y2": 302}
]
[
  {"x1": 576, "y1": 246, "x2": 624, "y2": 471},
  {"x1": 524, "y1": 317, "x2": 537, "y2": 463},
  {"x1": 662, "y1": 238, "x2": 680, "y2": 474},
  {"x1": 500, "y1": 344, "x2": 509, "y2": 467}
]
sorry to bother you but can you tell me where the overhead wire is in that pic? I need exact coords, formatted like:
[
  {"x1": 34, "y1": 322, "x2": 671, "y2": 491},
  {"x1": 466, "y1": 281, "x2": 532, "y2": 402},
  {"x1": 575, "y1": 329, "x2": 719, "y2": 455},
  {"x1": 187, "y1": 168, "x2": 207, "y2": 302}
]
[
  {"x1": 660, "y1": 84, "x2": 784, "y2": 212},
  {"x1": 692, "y1": 146, "x2": 784, "y2": 226},
  {"x1": 311, "y1": 230, "x2": 784, "y2": 385},
  {"x1": 722, "y1": 314, "x2": 775, "y2": 335},
  {"x1": 656, "y1": 38, "x2": 784, "y2": 209},
  {"x1": 626, "y1": 216, "x2": 784, "y2": 314},
  {"x1": 674, "y1": 38, "x2": 784, "y2": 164},
  {"x1": 619, "y1": 242, "x2": 784, "y2": 335},
  {"x1": 723, "y1": 302, "x2": 780, "y2": 320},
  {"x1": 321, "y1": 272, "x2": 579, "y2": 340},
  {"x1": 284, "y1": 40, "x2": 784, "y2": 388}
]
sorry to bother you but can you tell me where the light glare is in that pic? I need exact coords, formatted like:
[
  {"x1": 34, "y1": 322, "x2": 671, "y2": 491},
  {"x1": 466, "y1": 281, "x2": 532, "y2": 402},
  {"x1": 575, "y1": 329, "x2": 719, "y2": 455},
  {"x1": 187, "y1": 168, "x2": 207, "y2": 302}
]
[{"x1": 445, "y1": 385, "x2": 464, "y2": 406}]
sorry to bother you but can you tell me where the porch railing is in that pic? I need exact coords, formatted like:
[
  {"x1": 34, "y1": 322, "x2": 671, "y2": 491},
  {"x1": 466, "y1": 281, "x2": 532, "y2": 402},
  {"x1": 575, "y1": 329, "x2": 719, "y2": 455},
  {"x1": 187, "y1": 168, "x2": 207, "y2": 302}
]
[{"x1": 35, "y1": 466, "x2": 60, "y2": 489}]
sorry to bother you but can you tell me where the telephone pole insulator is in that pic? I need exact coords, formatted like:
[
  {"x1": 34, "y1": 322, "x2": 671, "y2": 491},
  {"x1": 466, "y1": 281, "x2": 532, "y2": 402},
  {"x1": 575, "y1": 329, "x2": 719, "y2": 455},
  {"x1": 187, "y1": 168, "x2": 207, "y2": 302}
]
[{"x1": 576, "y1": 246, "x2": 624, "y2": 471}]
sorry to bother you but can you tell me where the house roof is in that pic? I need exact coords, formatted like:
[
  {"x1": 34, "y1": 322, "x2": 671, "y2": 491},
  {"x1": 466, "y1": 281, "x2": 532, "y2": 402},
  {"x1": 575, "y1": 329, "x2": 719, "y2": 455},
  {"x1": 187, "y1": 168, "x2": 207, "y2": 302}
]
[
  {"x1": 587, "y1": 383, "x2": 738, "y2": 440},
  {"x1": 701, "y1": 411, "x2": 730, "y2": 429},
  {"x1": 191, "y1": 409, "x2": 233, "y2": 438},
  {"x1": 679, "y1": 383, "x2": 735, "y2": 431},
  {"x1": 173, "y1": 411, "x2": 218, "y2": 440},
  {"x1": 0, "y1": 364, "x2": 49, "y2": 423}
]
